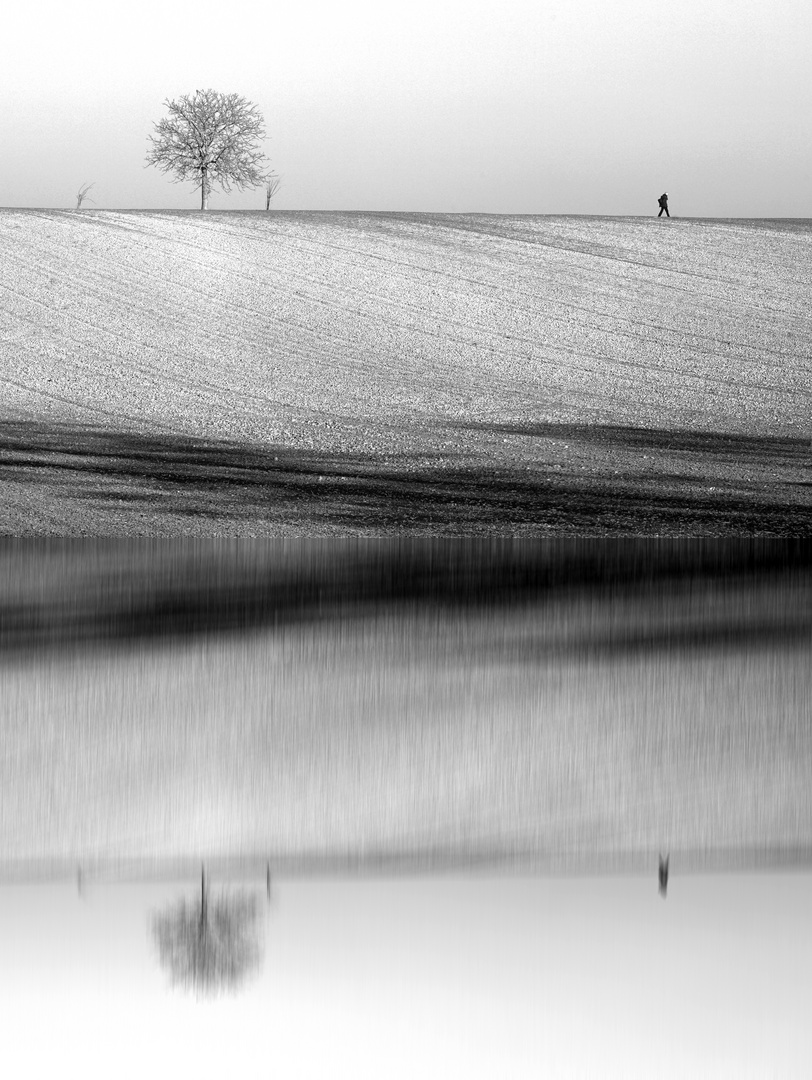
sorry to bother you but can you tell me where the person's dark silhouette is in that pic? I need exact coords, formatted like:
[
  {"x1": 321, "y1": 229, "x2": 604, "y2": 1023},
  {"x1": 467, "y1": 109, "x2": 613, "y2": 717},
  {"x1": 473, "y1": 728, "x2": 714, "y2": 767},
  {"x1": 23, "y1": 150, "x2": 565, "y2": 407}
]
[
  {"x1": 658, "y1": 854, "x2": 669, "y2": 898},
  {"x1": 657, "y1": 193, "x2": 670, "y2": 218}
]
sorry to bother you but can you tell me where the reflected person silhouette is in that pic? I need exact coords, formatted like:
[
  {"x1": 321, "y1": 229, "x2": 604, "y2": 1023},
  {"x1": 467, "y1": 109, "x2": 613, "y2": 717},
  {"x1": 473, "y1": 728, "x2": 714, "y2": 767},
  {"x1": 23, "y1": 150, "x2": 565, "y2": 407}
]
[
  {"x1": 658, "y1": 854, "x2": 670, "y2": 898},
  {"x1": 150, "y1": 864, "x2": 265, "y2": 997}
]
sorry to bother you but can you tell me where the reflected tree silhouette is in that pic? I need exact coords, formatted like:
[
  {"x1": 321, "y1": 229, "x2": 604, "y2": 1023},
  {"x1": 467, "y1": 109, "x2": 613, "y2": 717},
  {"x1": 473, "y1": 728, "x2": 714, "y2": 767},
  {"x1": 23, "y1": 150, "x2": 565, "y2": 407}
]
[{"x1": 151, "y1": 865, "x2": 265, "y2": 997}]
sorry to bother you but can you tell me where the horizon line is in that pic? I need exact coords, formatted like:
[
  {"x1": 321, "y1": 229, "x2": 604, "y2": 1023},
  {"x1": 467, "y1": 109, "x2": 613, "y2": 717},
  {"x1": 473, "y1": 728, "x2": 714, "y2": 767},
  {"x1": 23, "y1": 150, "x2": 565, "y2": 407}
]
[
  {"x1": 2, "y1": 207, "x2": 810, "y2": 221},
  {"x1": 2, "y1": 845, "x2": 811, "y2": 886}
]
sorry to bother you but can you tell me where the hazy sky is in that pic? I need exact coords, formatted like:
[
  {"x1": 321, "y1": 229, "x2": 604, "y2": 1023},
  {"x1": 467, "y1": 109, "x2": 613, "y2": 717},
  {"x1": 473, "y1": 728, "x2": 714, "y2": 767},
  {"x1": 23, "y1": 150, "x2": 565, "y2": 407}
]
[
  {"x1": 3, "y1": 0, "x2": 810, "y2": 215},
  {"x1": 3, "y1": 873, "x2": 811, "y2": 1078}
]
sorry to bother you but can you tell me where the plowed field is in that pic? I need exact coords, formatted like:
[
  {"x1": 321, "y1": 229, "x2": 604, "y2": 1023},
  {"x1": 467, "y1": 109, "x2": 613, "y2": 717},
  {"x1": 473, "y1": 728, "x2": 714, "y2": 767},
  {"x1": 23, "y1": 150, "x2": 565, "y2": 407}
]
[{"x1": 2, "y1": 211, "x2": 810, "y2": 534}]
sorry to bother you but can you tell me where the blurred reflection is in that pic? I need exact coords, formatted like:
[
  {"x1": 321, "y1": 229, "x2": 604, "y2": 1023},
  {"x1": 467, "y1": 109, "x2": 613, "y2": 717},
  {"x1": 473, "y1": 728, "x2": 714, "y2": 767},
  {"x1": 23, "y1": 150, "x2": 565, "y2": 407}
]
[
  {"x1": 659, "y1": 854, "x2": 669, "y2": 899},
  {"x1": 1, "y1": 539, "x2": 810, "y2": 661},
  {"x1": 150, "y1": 865, "x2": 265, "y2": 997}
]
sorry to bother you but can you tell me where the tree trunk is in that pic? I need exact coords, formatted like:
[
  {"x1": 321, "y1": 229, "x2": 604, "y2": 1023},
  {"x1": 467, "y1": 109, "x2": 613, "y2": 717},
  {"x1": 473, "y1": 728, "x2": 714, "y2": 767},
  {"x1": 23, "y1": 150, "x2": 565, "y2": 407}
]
[
  {"x1": 201, "y1": 169, "x2": 209, "y2": 211},
  {"x1": 201, "y1": 863, "x2": 207, "y2": 927}
]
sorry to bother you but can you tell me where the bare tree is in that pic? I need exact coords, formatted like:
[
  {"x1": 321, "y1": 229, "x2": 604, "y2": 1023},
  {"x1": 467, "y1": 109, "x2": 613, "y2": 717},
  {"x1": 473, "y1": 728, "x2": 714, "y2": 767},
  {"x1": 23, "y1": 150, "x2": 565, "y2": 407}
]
[
  {"x1": 146, "y1": 89, "x2": 270, "y2": 210},
  {"x1": 264, "y1": 173, "x2": 282, "y2": 210},
  {"x1": 150, "y1": 864, "x2": 265, "y2": 997},
  {"x1": 75, "y1": 182, "x2": 95, "y2": 209}
]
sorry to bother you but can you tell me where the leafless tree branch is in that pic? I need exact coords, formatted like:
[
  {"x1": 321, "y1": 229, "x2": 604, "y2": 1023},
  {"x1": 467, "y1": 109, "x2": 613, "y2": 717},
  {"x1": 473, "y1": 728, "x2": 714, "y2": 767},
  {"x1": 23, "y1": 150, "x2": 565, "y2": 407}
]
[
  {"x1": 264, "y1": 173, "x2": 282, "y2": 209},
  {"x1": 145, "y1": 89, "x2": 271, "y2": 209},
  {"x1": 75, "y1": 182, "x2": 95, "y2": 209}
]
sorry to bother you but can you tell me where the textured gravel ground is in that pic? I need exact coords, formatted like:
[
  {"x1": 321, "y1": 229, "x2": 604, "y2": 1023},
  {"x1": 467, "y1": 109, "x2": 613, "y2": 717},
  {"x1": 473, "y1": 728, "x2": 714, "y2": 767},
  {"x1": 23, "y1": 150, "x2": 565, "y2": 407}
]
[{"x1": 1, "y1": 210, "x2": 810, "y2": 534}]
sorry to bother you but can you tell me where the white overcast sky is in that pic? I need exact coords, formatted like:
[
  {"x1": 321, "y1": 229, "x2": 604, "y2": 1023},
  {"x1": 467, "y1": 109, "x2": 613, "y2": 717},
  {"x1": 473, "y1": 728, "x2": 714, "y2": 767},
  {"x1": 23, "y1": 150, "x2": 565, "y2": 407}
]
[{"x1": 2, "y1": 0, "x2": 811, "y2": 214}]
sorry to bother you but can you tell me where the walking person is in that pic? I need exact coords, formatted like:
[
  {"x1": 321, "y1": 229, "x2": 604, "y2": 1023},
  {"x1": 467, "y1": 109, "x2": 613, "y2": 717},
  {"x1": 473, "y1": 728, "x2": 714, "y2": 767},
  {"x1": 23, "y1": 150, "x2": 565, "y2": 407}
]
[{"x1": 657, "y1": 193, "x2": 670, "y2": 218}]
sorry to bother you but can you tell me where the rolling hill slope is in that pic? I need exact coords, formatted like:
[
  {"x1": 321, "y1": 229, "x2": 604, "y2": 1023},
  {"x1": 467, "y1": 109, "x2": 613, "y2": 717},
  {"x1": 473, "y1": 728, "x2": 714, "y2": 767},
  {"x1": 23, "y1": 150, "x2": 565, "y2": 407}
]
[{"x1": 2, "y1": 211, "x2": 810, "y2": 533}]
